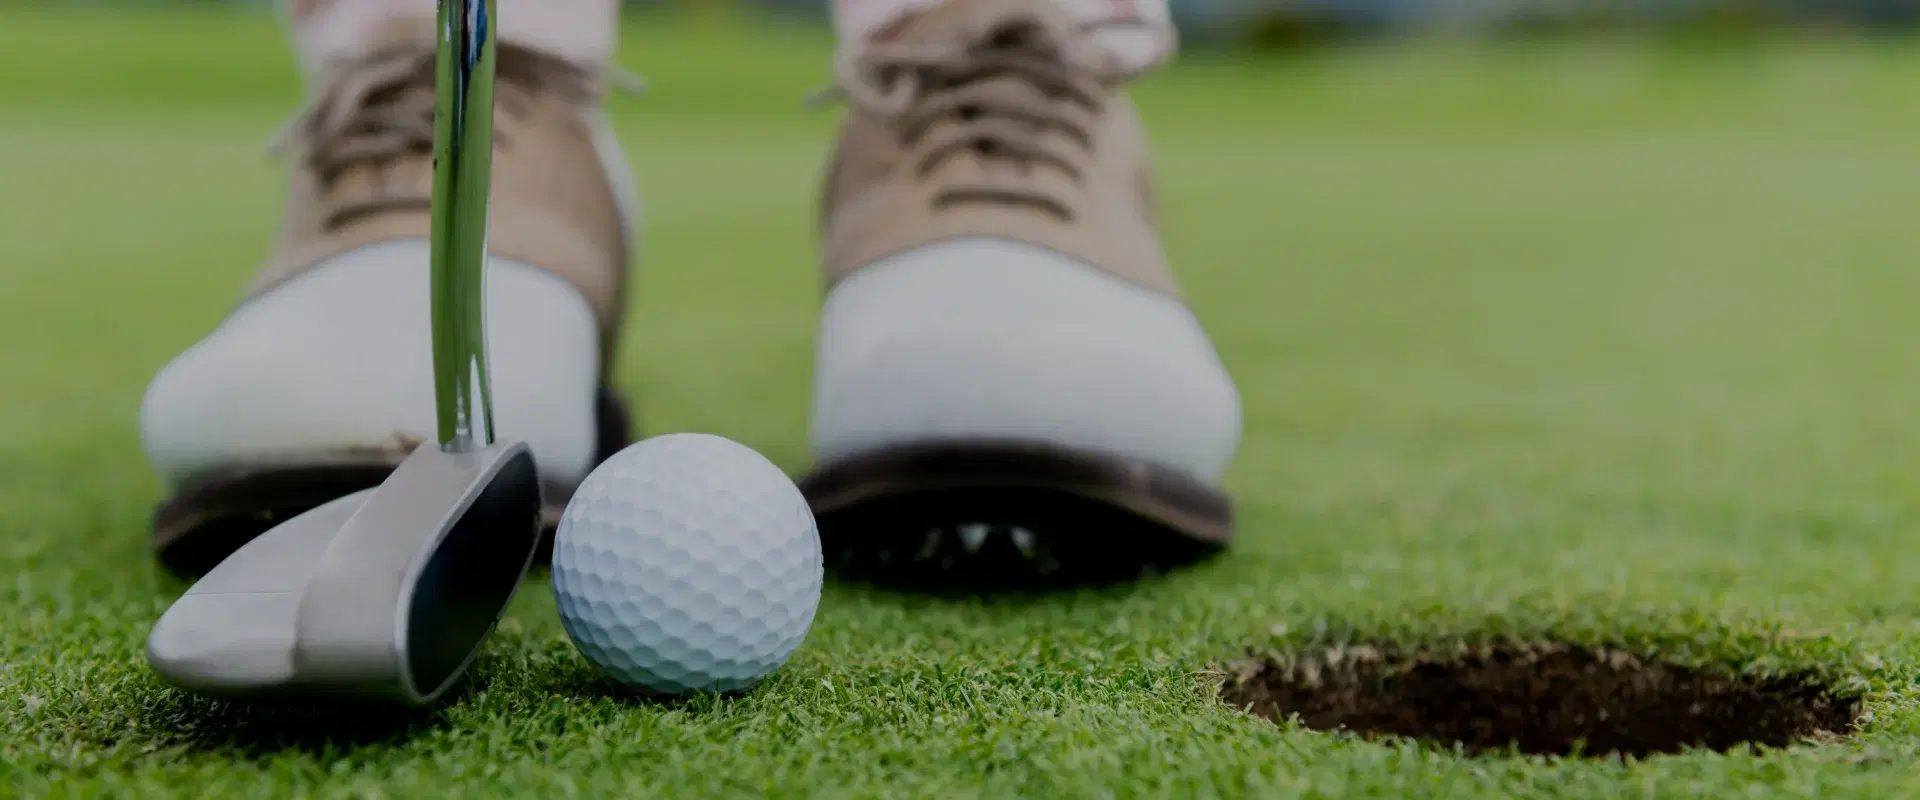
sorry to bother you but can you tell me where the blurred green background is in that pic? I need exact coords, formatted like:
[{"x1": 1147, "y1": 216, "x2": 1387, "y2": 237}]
[
  {"x1": 11, "y1": 0, "x2": 1920, "y2": 49},
  {"x1": 11, "y1": 0, "x2": 1920, "y2": 795}
]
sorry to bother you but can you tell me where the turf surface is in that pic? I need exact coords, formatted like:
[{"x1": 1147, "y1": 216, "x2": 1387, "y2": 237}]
[{"x1": 6, "y1": 7, "x2": 1920, "y2": 796}]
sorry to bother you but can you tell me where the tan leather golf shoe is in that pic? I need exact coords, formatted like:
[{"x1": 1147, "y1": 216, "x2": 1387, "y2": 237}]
[
  {"x1": 799, "y1": 0, "x2": 1242, "y2": 587},
  {"x1": 140, "y1": 21, "x2": 639, "y2": 576}
]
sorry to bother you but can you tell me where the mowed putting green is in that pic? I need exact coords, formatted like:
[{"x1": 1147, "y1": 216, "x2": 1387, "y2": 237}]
[{"x1": 8, "y1": 7, "x2": 1920, "y2": 796}]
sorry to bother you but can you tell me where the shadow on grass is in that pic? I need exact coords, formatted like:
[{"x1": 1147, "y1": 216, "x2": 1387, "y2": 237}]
[
  {"x1": 133, "y1": 675, "x2": 486, "y2": 757},
  {"x1": 131, "y1": 654, "x2": 746, "y2": 760},
  {"x1": 514, "y1": 653, "x2": 768, "y2": 711},
  {"x1": 822, "y1": 568, "x2": 1201, "y2": 615}
]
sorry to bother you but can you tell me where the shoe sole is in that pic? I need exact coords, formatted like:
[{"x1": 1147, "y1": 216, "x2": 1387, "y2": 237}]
[
  {"x1": 797, "y1": 439, "x2": 1231, "y2": 590},
  {"x1": 151, "y1": 386, "x2": 634, "y2": 578}
]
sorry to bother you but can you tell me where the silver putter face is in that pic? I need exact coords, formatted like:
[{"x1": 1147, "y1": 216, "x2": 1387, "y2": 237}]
[{"x1": 147, "y1": 440, "x2": 541, "y2": 705}]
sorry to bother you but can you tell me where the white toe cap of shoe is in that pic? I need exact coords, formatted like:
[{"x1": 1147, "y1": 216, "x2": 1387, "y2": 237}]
[
  {"x1": 139, "y1": 241, "x2": 602, "y2": 488},
  {"x1": 810, "y1": 238, "x2": 1242, "y2": 485}
]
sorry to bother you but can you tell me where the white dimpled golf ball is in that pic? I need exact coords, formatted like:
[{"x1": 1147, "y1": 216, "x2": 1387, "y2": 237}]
[{"x1": 551, "y1": 433, "x2": 823, "y2": 696}]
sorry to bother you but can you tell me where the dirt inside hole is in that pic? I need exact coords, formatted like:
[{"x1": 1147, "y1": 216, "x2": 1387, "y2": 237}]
[{"x1": 1220, "y1": 641, "x2": 1859, "y2": 758}]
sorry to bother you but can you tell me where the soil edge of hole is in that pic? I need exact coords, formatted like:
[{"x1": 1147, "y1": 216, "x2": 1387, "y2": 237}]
[{"x1": 1217, "y1": 640, "x2": 1861, "y2": 758}]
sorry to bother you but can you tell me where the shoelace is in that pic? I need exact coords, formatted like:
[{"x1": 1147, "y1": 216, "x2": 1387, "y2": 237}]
[
  {"x1": 810, "y1": 14, "x2": 1120, "y2": 218},
  {"x1": 266, "y1": 44, "x2": 644, "y2": 229}
]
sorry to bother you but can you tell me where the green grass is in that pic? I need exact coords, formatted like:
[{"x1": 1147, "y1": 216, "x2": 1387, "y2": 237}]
[{"x1": 8, "y1": 7, "x2": 1920, "y2": 796}]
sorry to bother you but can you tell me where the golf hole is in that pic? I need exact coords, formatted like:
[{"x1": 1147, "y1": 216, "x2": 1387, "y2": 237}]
[{"x1": 1220, "y1": 641, "x2": 1860, "y2": 758}]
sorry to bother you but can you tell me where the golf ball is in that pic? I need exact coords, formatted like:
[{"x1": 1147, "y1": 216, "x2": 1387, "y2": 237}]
[{"x1": 551, "y1": 433, "x2": 823, "y2": 696}]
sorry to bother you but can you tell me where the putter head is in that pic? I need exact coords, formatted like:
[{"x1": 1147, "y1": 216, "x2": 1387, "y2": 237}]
[{"x1": 147, "y1": 439, "x2": 541, "y2": 706}]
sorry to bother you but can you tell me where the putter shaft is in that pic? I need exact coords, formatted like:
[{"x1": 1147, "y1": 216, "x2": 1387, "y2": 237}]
[{"x1": 430, "y1": 0, "x2": 499, "y2": 453}]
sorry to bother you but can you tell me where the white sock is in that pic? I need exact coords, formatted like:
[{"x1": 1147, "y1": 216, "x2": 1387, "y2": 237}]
[
  {"x1": 285, "y1": 0, "x2": 620, "y2": 78},
  {"x1": 831, "y1": 0, "x2": 1175, "y2": 74}
]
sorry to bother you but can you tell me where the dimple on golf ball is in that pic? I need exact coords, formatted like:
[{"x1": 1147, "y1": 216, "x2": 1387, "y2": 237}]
[{"x1": 551, "y1": 433, "x2": 823, "y2": 696}]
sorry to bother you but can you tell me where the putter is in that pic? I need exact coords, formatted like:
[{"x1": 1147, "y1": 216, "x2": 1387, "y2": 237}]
[{"x1": 146, "y1": 0, "x2": 543, "y2": 706}]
